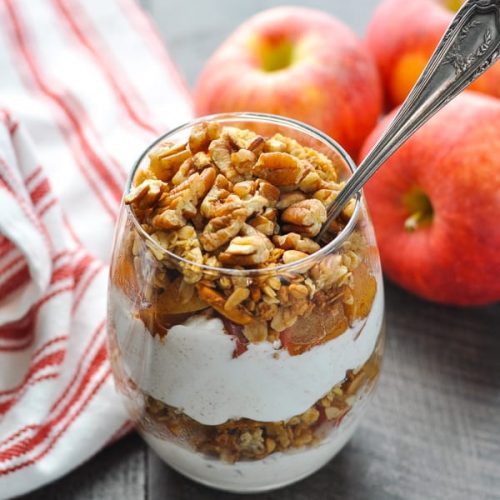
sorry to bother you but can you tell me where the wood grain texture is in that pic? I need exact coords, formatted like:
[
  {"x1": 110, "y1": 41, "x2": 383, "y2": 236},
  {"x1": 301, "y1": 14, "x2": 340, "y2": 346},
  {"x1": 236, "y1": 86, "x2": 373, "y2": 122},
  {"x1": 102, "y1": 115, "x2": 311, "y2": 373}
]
[{"x1": 21, "y1": 1, "x2": 500, "y2": 499}]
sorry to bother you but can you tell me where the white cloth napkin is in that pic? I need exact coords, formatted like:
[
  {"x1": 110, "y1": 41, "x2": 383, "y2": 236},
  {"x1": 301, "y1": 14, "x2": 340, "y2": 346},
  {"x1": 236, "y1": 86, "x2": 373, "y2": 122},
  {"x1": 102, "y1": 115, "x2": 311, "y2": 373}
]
[{"x1": 0, "y1": 0, "x2": 192, "y2": 496}]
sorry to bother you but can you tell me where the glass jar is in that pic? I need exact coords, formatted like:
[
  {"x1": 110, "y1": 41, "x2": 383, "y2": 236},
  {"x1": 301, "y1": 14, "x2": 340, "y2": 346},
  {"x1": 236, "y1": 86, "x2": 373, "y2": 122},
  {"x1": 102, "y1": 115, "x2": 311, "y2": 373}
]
[{"x1": 107, "y1": 113, "x2": 385, "y2": 493}]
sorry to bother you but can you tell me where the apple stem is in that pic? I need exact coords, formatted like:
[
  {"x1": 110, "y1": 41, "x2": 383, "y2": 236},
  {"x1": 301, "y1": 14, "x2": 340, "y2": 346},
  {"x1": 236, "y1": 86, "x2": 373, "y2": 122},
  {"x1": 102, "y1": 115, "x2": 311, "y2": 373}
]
[
  {"x1": 403, "y1": 188, "x2": 434, "y2": 232},
  {"x1": 404, "y1": 211, "x2": 426, "y2": 232}
]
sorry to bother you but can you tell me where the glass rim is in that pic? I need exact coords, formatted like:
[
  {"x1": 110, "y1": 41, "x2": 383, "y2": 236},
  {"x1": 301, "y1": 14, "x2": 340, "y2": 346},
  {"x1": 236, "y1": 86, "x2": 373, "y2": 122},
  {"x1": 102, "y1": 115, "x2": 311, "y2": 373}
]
[{"x1": 125, "y1": 112, "x2": 362, "y2": 277}]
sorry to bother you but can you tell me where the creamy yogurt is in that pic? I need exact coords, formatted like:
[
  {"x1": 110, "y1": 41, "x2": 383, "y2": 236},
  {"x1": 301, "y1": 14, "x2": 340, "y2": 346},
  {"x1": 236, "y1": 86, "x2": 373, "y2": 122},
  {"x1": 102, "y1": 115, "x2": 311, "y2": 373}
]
[{"x1": 110, "y1": 282, "x2": 384, "y2": 425}]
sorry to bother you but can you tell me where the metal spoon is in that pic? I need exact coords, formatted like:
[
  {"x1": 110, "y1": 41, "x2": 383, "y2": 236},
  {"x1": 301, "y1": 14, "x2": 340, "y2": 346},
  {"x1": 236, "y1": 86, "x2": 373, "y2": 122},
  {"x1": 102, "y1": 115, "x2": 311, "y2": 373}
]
[{"x1": 317, "y1": 0, "x2": 500, "y2": 240}]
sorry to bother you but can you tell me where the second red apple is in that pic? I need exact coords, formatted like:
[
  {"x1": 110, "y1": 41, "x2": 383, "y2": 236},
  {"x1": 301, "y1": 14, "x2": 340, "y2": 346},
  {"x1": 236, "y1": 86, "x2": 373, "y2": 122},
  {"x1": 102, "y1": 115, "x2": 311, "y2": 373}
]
[
  {"x1": 366, "y1": 0, "x2": 500, "y2": 108},
  {"x1": 194, "y1": 7, "x2": 383, "y2": 157}
]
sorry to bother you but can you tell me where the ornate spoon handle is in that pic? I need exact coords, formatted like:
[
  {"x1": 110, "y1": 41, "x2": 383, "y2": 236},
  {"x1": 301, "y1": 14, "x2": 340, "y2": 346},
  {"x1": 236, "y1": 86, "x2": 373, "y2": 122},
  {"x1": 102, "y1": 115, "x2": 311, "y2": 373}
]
[{"x1": 318, "y1": 0, "x2": 500, "y2": 240}]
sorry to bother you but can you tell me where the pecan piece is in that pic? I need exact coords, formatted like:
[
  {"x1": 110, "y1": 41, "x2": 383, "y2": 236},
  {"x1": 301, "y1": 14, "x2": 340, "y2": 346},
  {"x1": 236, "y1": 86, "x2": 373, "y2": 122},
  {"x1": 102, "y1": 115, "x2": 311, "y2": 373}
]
[
  {"x1": 124, "y1": 179, "x2": 165, "y2": 210},
  {"x1": 152, "y1": 208, "x2": 186, "y2": 230},
  {"x1": 192, "y1": 152, "x2": 212, "y2": 170},
  {"x1": 171, "y1": 158, "x2": 196, "y2": 185},
  {"x1": 277, "y1": 191, "x2": 306, "y2": 210},
  {"x1": 209, "y1": 138, "x2": 241, "y2": 182},
  {"x1": 200, "y1": 174, "x2": 236, "y2": 218},
  {"x1": 282, "y1": 250, "x2": 309, "y2": 264},
  {"x1": 281, "y1": 199, "x2": 327, "y2": 237},
  {"x1": 272, "y1": 233, "x2": 320, "y2": 254},
  {"x1": 156, "y1": 167, "x2": 216, "y2": 228},
  {"x1": 249, "y1": 214, "x2": 275, "y2": 236},
  {"x1": 188, "y1": 122, "x2": 211, "y2": 154},
  {"x1": 299, "y1": 170, "x2": 322, "y2": 193},
  {"x1": 199, "y1": 208, "x2": 247, "y2": 251},
  {"x1": 231, "y1": 149, "x2": 256, "y2": 175},
  {"x1": 197, "y1": 283, "x2": 253, "y2": 325},
  {"x1": 313, "y1": 188, "x2": 338, "y2": 207},
  {"x1": 149, "y1": 143, "x2": 191, "y2": 182},
  {"x1": 247, "y1": 136, "x2": 265, "y2": 155},
  {"x1": 219, "y1": 234, "x2": 272, "y2": 266},
  {"x1": 310, "y1": 254, "x2": 349, "y2": 290},
  {"x1": 233, "y1": 180, "x2": 257, "y2": 198},
  {"x1": 223, "y1": 126, "x2": 259, "y2": 150},
  {"x1": 169, "y1": 167, "x2": 216, "y2": 203},
  {"x1": 252, "y1": 152, "x2": 305, "y2": 186}
]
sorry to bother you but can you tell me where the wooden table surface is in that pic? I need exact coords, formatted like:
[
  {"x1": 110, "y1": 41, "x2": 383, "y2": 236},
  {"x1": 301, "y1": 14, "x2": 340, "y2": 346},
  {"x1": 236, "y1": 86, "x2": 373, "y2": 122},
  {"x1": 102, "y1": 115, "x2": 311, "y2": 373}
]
[{"x1": 23, "y1": 1, "x2": 500, "y2": 499}]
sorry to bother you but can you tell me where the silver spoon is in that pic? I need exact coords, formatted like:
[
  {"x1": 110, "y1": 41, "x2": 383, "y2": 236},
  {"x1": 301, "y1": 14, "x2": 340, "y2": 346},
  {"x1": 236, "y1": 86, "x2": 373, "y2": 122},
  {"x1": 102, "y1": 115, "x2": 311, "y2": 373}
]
[{"x1": 317, "y1": 0, "x2": 500, "y2": 240}]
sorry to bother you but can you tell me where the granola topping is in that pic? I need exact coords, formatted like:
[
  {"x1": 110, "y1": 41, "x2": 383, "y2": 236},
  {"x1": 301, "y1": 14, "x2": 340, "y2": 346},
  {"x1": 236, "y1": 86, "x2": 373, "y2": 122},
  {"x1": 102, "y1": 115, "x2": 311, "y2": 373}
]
[{"x1": 124, "y1": 122, "x2": 377, "y2": 349}]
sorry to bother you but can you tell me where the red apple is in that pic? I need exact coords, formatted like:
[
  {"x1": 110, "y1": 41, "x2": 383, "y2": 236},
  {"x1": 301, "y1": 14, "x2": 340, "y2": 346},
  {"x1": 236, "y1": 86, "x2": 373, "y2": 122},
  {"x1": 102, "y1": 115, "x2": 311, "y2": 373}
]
[
  {"x1": 194, "y1": 7, "x2": 383, "y2": 158},
  {"x1": 361, "y1": 91, "x2": 500, "y2": 305},
  {"x1": 366, "y1": 0, "x2": 500, "y2": 108}
]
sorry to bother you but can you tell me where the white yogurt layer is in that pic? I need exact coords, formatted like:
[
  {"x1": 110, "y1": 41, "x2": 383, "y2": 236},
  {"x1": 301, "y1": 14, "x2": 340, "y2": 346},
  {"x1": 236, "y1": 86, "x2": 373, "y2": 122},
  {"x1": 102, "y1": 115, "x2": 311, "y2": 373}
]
[{"x1": 111, "y1": 281, "x2": 383, "y2": 425}]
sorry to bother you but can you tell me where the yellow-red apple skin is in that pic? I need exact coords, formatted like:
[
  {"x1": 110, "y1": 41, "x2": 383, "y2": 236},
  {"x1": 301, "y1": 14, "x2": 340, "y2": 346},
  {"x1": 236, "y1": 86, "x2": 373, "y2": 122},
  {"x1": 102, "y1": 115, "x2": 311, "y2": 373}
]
[
  {"x1": 361, "y1": 92, "x2": 500, "y2": 306},
  {"x1": 366, "y1": 0, "x2": 500, "y2": 108},
  {"x1": 194, "y1": 7, "x2": 383, "y2": 158}
]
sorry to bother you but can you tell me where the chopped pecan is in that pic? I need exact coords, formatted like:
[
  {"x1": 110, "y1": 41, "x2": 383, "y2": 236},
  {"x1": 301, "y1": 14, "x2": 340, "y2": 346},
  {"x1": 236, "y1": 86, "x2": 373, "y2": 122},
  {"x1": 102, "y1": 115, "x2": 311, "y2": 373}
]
[
  {"x1": 233, "y1": 180, "x2": 257, "y2": 198},
  {"x1": 188, "y1": 122, "x2": 211, "y2": 154},
  {"x1": 299, "y1": 170, "x2": 322, "y2": 193},
  {"x1": 310, "y1": 254, "x2": 349, "y2": 290},
  {"x1": 192, "y1": 152, "x2": 212, "y2": 170},
  {"x1": 236, "y1": 180, "x2": 278, "y2": 219},
  {"x1": 219, "y1": 234, "x2": 272, "y2": 266},
  {"x1": 124, "y1": 179, "x2": 165, "y2": 210},
  {"x1": 209, "y1": 138, "x2": 241, "y2": 182},
  {"x1": 223, "y1": 126, "x2": 258, "y2": 150},
  {"x1": 197, "y1": 283, "x2": 252, "y2": 325},
  {"x1": 148, "y1": 142, "x2": 190, "y2": 181},
  {"x1": 247, "y1": 136, "x2": 265, "y2": 155},
  {"x1": 200, "y1": 174, "x2": 236, "y2": 218},
  {"x1": 171, "y1": 158, "x2": 196, "y2": 185},
  {"x1": 263, "y1": 136, "x2": 287, "y2": 153},
  {"x1": 252, "y1": 152, "x2": 305, "y2": 186},
  {"x1": 272, "y1": 233, "x2": 320, "y2": 254},
  {"x1": 151, "y1": 208, "x2": 186, "y2": 230},
  {"x1": 199, "y1": 208, "x2": 247, "y2": 252},
  {"x1": 276, "y1": 191, "x2": 306, "y2": 210},
  {"x1": 248, "y1": 214, "x2": 275, "y2": 236},
  {"x1": 257, "y1": 180, "x2": 280, "y2": 203},
  {"x1": 313, "y1": 188, "x2": 338, "y2": 207},
  {"x1": 282, "y1": 250, "x2": 309, "y2": 264},
  {"x1": 281, "y1": 199, "x2": 327, "y2": 237},
  {"x1": 231, "y1": 149, "x2": 256, "y2": 175},
  {"x1": 169, "y1": 167, "x2": 216, "y2": 201},
  {"x1": 341, "y1": 198, "x2": 356, "y2": 221},
  {"x1": 155, "y1": 168, "x2": 216, "y2": 228},
  {"x1": 271, "y1": 133, "x2": 337, "y2": 181}
]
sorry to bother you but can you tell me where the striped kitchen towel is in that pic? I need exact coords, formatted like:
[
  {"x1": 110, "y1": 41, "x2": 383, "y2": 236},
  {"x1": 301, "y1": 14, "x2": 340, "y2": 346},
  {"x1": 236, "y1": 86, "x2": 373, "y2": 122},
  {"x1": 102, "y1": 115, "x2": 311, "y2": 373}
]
[{"x1": 0, "y1": 0, "x2": 192, "y2": 496}]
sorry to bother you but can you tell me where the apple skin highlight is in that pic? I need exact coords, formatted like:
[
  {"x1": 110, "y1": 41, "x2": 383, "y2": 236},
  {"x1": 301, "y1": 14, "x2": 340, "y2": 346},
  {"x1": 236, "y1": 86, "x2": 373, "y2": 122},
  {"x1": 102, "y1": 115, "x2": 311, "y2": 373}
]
[
  {"x1": 194, "y1": 6, "x2": 383, "y2": 158},
  {"x1": 361, "y1": 92, "x2": 500, "y2": 306}
]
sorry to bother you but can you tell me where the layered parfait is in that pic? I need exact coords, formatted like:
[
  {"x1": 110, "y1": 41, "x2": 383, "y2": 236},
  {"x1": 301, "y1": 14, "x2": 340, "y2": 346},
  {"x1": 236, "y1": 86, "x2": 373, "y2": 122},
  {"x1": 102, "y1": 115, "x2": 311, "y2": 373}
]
[{"x1": 108, "y1": 116, "x2": 384, "y2": 492}]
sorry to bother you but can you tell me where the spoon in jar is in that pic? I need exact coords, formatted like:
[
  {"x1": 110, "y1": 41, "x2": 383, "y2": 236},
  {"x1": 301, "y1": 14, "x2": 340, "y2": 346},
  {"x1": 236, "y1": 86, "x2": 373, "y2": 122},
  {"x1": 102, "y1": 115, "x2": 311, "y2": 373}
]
[{"x1": 317, "y1": 0, "x2": 500, "y2": 241}]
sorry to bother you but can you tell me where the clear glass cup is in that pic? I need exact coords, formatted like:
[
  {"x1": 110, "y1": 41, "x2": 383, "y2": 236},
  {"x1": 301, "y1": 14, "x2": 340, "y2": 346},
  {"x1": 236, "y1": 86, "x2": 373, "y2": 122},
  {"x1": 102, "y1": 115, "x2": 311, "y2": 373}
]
[{"x1": 107, "y1": 113, "x2": 385, "y2": 493}]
